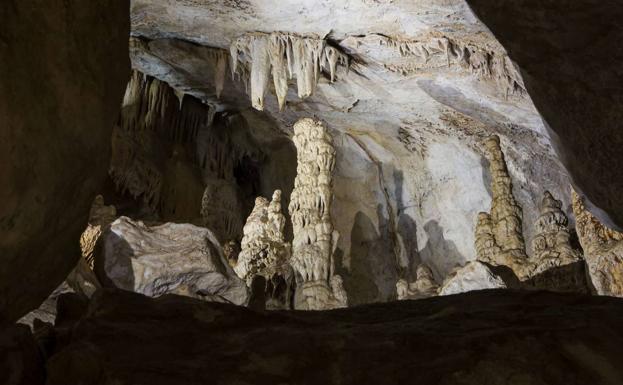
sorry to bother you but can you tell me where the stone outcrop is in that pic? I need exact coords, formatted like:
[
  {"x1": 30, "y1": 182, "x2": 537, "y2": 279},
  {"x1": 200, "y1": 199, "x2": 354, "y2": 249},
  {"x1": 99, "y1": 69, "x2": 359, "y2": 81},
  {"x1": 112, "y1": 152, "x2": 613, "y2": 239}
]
[
  {"x1": 230, "y1": 32, "x2": 349, "y2": 110},
  {"x1": 288, "y1": 118, "x2": 347, "y2": 310},
  {"x1": 95, "y1": 217, "x2": 248, "y2": 305},
  {"x1": 42, "y1": 288, "x2": 623, "y2": 385},
  {"x1": 572, "y1": 190, "x2": 623, "y2": 297},
  {"x1": 531, "y1": 191, "x2": 582, "y2": 275},
  {"x1": 475, "y1": 135, "x2": 533, "y2": 279},
  {"x1": 396, "y1": 264, "x2": 439, "y2": 300},
  {"x1": 0, "y1": 0, "x2": 130, "y2": 322},
  {"x1": 439, "y1": 261, "x2": 507, "y2": 296}
]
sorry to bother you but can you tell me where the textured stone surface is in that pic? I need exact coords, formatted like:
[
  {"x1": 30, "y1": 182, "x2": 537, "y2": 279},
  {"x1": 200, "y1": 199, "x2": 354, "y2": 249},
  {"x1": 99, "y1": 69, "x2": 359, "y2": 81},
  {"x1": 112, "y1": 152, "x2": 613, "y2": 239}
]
[
  {"x1": 44, "y1": 288, "x2": 623, "y2": 385},
  {"x1": 573, "y1": 191, "x2": 623, "y2": 297},
  {"x1": 439, "y1": 261, "x2": 507, "y2": 295},
  {"x1": 96, "y1": 217, "x2": 248, "y2": 305},
  {"x1": 466, "y1": 0, "x2": 623, "y2": 229},
  {"x1": 0, "y1": 0, "x2": 130, "y2": 322}
]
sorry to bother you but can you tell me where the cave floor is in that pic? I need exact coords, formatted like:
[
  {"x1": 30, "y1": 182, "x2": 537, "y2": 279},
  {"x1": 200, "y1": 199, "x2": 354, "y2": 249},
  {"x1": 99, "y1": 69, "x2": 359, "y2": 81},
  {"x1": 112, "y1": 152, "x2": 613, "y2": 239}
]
[{"x1": 17, "y1": 289, "x2": 618, "y2": 385}]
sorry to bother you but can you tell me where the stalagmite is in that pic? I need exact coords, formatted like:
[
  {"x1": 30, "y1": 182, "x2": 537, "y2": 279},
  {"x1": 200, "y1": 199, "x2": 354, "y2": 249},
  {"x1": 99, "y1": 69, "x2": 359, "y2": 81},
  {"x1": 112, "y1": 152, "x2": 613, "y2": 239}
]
[
  {"x1": 200, "y1": 180, "x2": 244, "y2": 243},
  {"x1": 234, "y1": 191, "x2": 291, "y2": 283},
  {"x1": 80, "y1": 195, "x2": 117, "y2": 269},
  {"x1": 572, "y1": 190, "x2": 623, "y2": 297},
  {"x1": 475, "y1": 135, "x2": 533, "y2": 279},
  {"x1": 530, "y1": 191, "x2": 582, "y2": 275},
  {"x1": 288, "y1": 118, "x2": 347, "y2": 310},
  {"x1": 396, "y1": 264, "x2": 439, "y2": 300},
  {"x1": 230, "y1": 32, "x2": 349, "y2": 111}
]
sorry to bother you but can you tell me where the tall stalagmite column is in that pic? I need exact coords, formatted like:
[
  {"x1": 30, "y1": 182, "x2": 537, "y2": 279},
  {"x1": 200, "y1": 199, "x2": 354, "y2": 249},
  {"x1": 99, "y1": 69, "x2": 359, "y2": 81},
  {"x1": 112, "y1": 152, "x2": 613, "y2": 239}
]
[
  {"x1": 475, "y1": 135, "x2": 533, "y2": 279},
  {"x1": 288, "y1": 118, "x2": 347, "y2": 310}
]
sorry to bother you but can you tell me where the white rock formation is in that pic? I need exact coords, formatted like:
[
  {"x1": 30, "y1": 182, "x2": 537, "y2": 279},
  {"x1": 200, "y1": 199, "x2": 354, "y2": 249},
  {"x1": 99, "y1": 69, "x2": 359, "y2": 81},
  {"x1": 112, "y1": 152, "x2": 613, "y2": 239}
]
[
  {"x1": 439, "y1": 261, "x2": 507, "y2": 296},
  {"x1": 288, "y1": 118, "x2": 347, "y2": 310},
  {"x1": 234, "y1": 190, "x2": 291, "y2": 284},
  {"x1": 96, "y1": 216, "x2": 248, "y2": 305},
  {"x1": 396, "y1": 264, "x2": 439, "y2": 300},
  {"x1": 230, "y1": 32, "x2": 348, "y2": 111}
]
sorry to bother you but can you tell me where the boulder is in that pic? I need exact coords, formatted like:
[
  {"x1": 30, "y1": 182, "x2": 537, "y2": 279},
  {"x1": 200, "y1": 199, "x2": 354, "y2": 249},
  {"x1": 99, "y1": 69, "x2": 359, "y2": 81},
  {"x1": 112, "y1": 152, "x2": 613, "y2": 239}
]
[
  {"x1": 439, "y1": 261, "x2": 507, "y2": 296},
  {"x1": 96, "y1": 217, "x2": 248, "y2": 305}
]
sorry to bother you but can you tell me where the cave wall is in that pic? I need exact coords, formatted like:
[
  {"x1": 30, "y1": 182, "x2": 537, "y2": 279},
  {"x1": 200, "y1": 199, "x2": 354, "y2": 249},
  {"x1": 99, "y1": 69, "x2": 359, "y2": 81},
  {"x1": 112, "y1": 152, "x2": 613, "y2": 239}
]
[
  {"x1": 466, "y1": 0, "x2": 623, "y2": 229},
  {"x1": 0, "y1": 0, "x2": 130, "y2": 322}
]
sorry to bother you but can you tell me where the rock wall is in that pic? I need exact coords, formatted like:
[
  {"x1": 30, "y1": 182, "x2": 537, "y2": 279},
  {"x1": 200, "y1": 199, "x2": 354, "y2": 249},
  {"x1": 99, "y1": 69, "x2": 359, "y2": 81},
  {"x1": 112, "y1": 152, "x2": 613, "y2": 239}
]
[{"x1": 0, "y1": 0, "x2": 130, "y2": 321}]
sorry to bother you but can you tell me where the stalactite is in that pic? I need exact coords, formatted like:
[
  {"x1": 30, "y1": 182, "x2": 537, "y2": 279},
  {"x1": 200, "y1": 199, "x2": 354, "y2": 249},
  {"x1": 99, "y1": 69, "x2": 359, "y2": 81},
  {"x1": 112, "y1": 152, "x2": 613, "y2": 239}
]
[
  {"x1": 288, "y1": 118, "x2": 347, "y2": 310},
  {"x1": 110, "y1": 70, "x2": 212, "y2": 211},
  {"x1": 230, "y1": 32, "x2": 349, "y2": 111}
]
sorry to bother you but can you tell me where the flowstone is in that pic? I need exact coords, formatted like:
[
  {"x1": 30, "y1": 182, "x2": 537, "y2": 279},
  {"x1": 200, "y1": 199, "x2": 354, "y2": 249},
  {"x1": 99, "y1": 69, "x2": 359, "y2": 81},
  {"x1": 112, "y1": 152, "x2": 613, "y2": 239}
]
[{"x1": 288, "y1": 118, "x2": 347, "y2": 310}]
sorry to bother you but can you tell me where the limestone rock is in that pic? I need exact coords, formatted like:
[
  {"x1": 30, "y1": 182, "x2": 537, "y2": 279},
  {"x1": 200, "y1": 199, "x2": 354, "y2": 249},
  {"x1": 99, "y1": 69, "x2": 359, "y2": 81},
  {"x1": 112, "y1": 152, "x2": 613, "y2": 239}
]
[
  {"x1": 289, "y1": 118, "x2": 347, "y2": 310},
  {"x1": 475, "y1": 136, "x2": 533, "y2": 279},
  {"x1": 439, "y1": 261, "x2": 507, "y2": 296},
  {"x1": 96, "y1": 217, "x2": 248, "y2": 305},
  {"x1": 80, "y1": 195, "x2": 117, "y2": 269},
  {"x1": 572, "y1": 191, "x2": 623, "y2": 297},
  {"x1": 17, "y1": 282, "x2": 74, "y2": 329},
  {"x1": 530, "y1": 191, "x2": 582, "y2": 275},
  {"x1": 0, "y1": 324, "x2": 45, "y2": 384},
  {"x1": 396, "y1": 264, "x2": 439, "y2": 300},
  {"x1": 0, "y1": 0, "x2": 129, "y2": 321}
]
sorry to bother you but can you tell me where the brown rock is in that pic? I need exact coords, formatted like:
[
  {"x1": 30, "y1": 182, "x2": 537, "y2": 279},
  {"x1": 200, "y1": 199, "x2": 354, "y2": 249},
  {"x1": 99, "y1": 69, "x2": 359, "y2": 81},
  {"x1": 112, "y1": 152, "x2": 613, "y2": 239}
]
[{"x1": 0, "y1": 0, "x2": 130, "y2": 321}]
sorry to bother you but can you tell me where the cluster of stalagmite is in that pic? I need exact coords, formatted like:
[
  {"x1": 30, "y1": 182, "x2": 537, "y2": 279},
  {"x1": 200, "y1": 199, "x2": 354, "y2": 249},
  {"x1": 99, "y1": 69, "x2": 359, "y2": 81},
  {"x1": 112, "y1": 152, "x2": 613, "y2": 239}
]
[
  {"x1": 530, "y1": 191, "x2": 582, "y2": 275},
  {"x1": 396, "y1": 264, "x2": 439, "y2": 300},
  {"x1": 287, "y1": 118, "x2": 347, "y2": 310},
  {"x1": 234, "y1": 191, "x2": 291, "y2": 284},
  {"x1": 230, "y1": 32, "x2": 348, "y2": 111},
  {"x1": 475, "y1": 135, "x2": 533, "y2": 279},
  {"x1": 572, "y1": 191, "x2": 623, "y2": 297}
]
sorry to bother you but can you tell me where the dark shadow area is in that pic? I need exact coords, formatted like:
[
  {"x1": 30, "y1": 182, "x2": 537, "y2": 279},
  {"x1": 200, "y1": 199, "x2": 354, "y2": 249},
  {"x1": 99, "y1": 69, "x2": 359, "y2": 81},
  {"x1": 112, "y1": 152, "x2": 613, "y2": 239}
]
[
  {"x1": 393, "y1": 169, "x2": 420, "y2": 279},
  {"x1": 523, "y1": 261, "x2": 590, "y2": 294},
  {"x1": 420, "y1": 220, "x2": 465, "y2": 281}
]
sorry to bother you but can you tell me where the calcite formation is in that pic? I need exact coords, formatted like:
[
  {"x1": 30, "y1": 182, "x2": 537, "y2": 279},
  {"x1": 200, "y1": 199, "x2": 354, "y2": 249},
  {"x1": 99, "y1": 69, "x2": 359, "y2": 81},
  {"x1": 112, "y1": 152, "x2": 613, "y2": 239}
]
[
  {"x1": 439, "y1": 261, "x2": 507, "y2": 296},
  {"x1": 396, "y1": 264, "x2": 439, "y2": 300},
  {"x1": 80, "y1": 195, "x2": 117, "y2": 269},
  {"x1": 288, "y1": 118, "x2": 347, "y2": 310},
  {"x1": 572, "y1": 190, "x2": 623, "y2": 297},
  {"x1": 96, "y1": 217, "x2": 248, "y2": 305},
  {"x1": 530, "y1": 191, "x2": 582, "y2": 275},
  {"x1": 230, "y1": 32, "x2": 349, "y2": 111},
  {"x1": 475, "y1": 135, "x2": 533, "y2": 279},
  {"x1": 234, "y1": 190, "x2": 291, "y2": 284}
]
